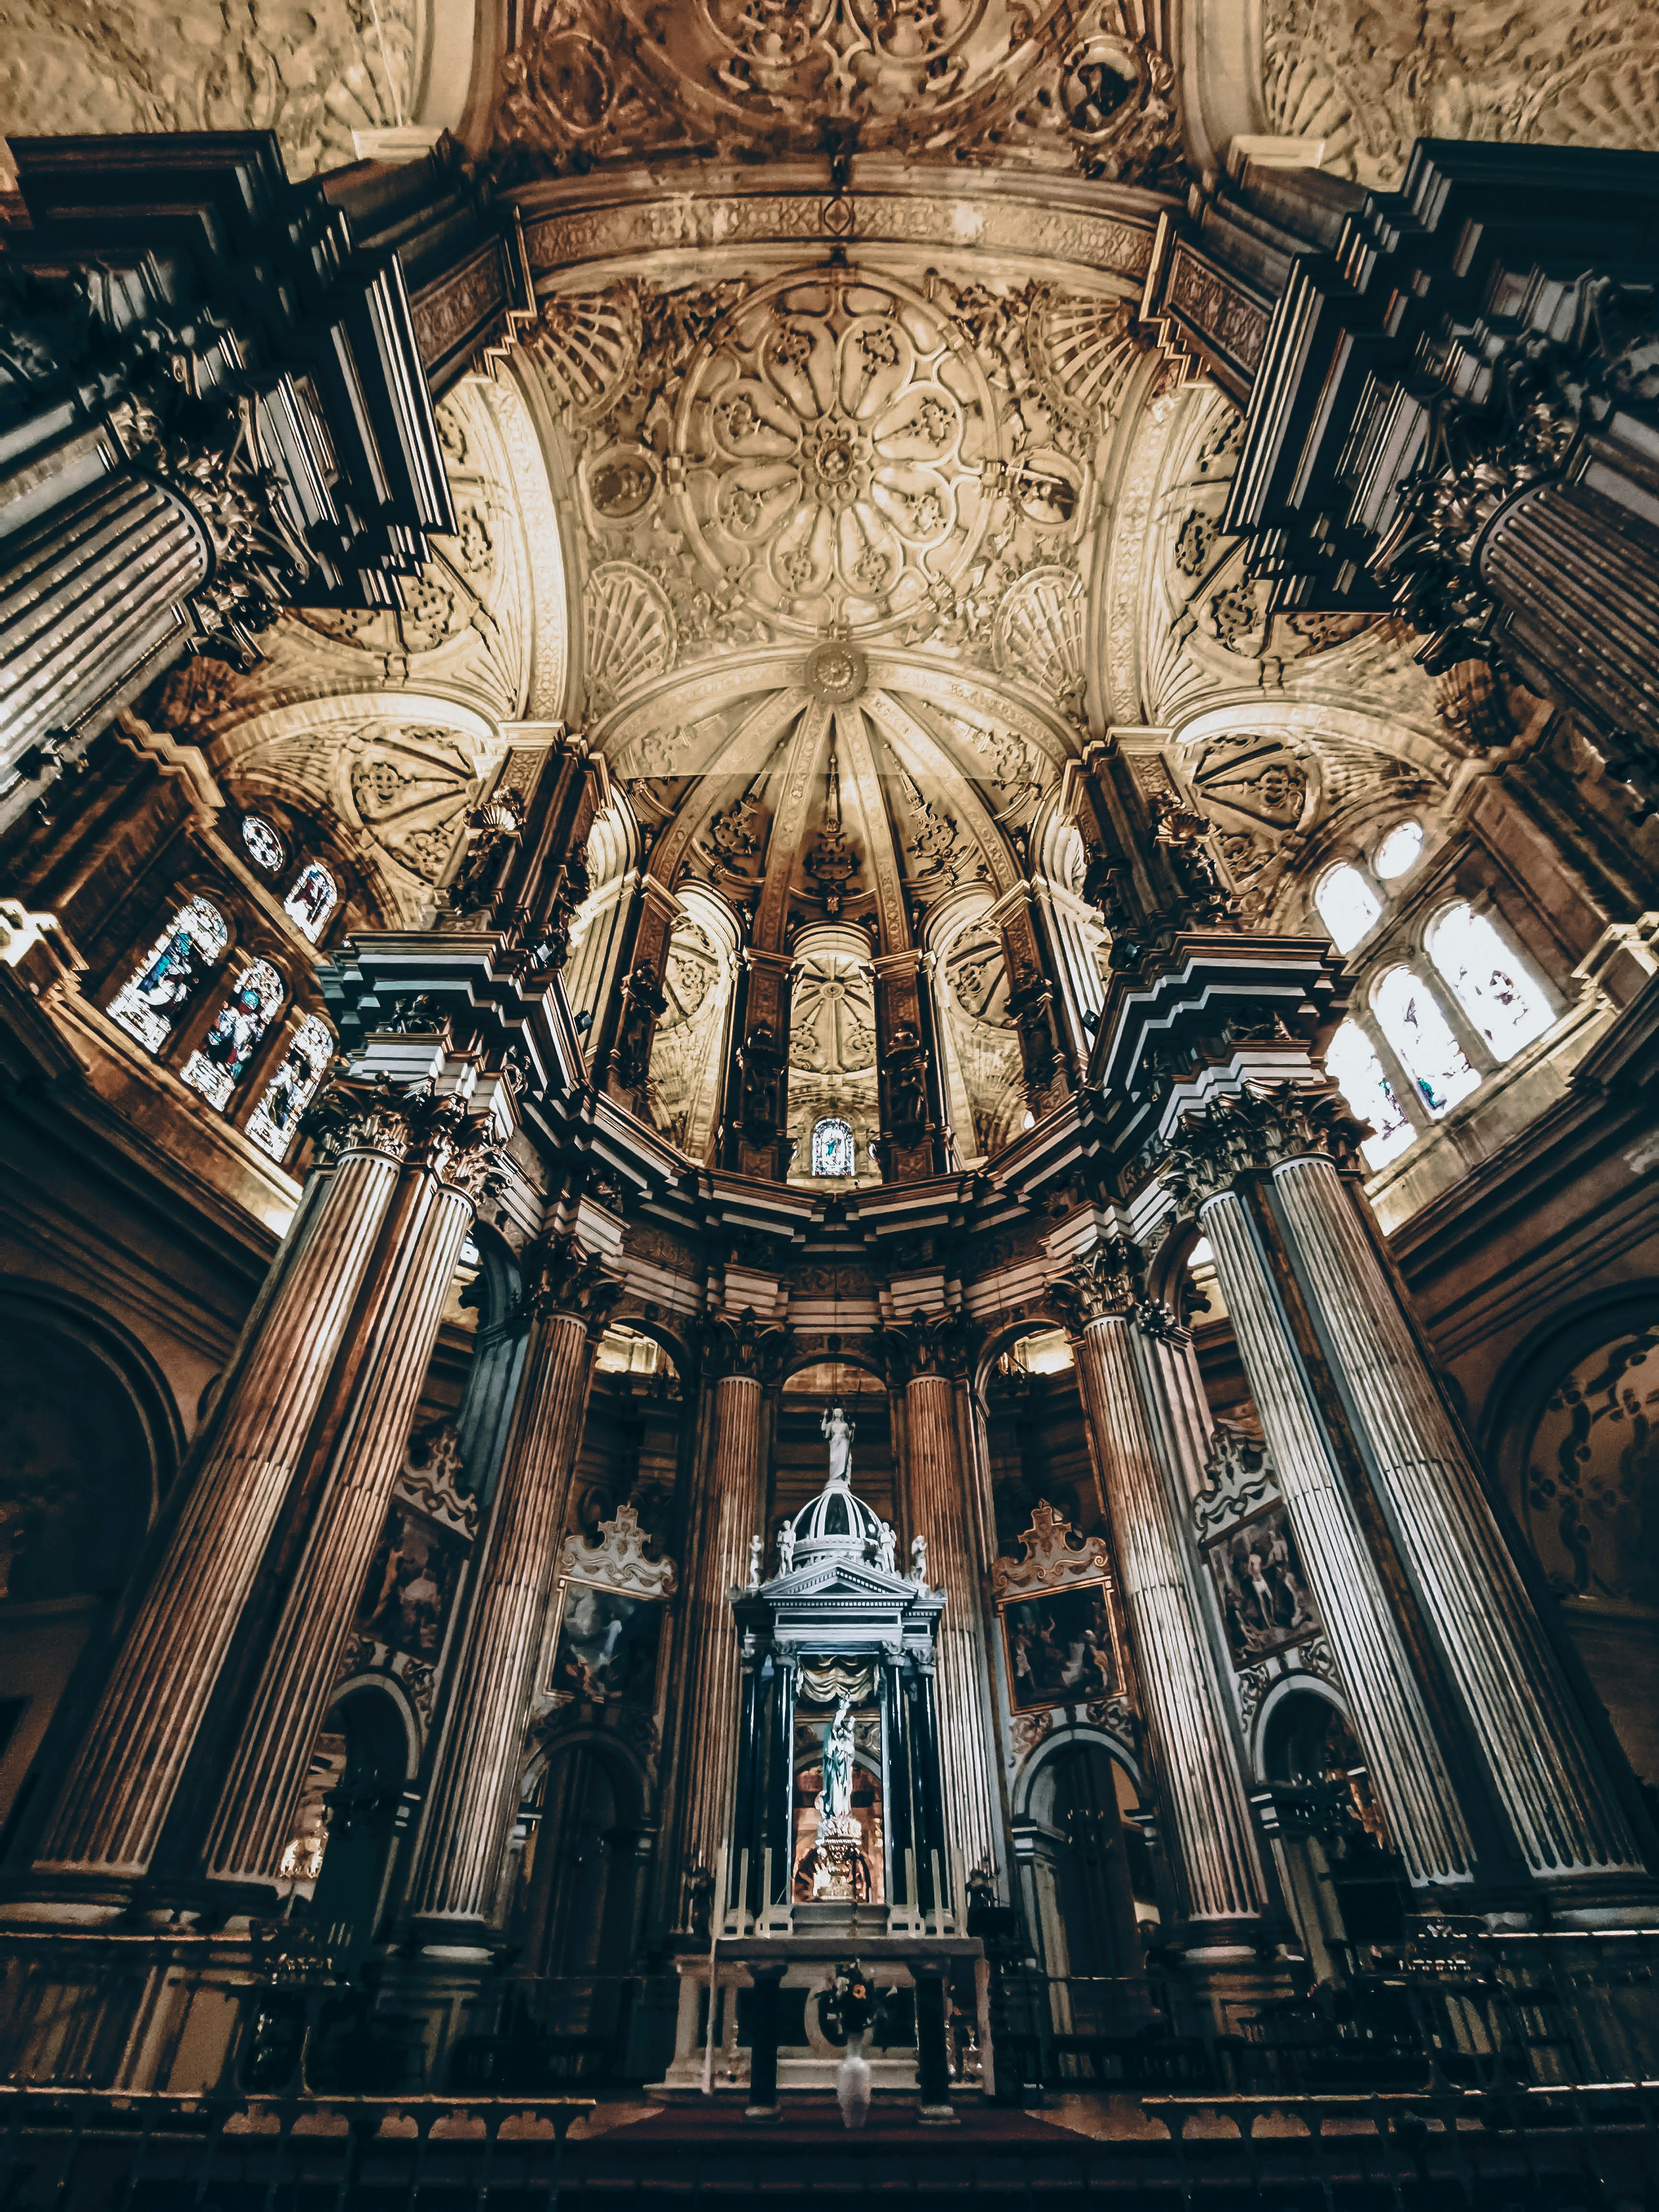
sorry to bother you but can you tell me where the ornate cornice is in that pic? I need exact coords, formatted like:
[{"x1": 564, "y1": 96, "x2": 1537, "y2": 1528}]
[
  {"x1": 519, "y1": 1231, "x2": 625, "y2": 1335},
  {"x1": 557, "y1": 1502, "x2": 677, "y2": 1598},
  {"x1": 1161, "y1": 1082, "x2": 1369, "y2": 1214},
  {"x1": 701, "y1": 1306, "x2": 791, "y2": 1383},
  {"x1": 991, "y1": 1501, "x2": 1111, "y2": 1599},
  {"x1": 875, "y1": 1308, "x2": 971, "y2": 1384}
]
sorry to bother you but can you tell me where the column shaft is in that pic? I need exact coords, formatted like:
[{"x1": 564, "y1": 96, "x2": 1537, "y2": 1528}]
[
  {"x1": 409, "y1": 1309, "x2": 596, "y2": 1927},
  {"x1": 0, "y1": 472, "x2": 207, "y2": 766},
  {"x1": 34, "y1": 1147, "x2": 401, "y2": 1876},
  {"x1": 1201, "y1": 1188, "x2": 1476, "y2": 1888},
  {"x1": 1271, "y1": 1154, "x2": 1641, "y2": 1878},
  {"x1": 905, "y1": 1372, "x2": 997, "y2": 1881},
  {"x1": 680, "y1": 1373, "x2": 763, "y2": 1888},
  {"x1": 205, "y1": 1165, "x2": 478, "y2": 1884},
  {"x1": 1072, "y1": 1316, "x2": 1265, "y2": 1923}
]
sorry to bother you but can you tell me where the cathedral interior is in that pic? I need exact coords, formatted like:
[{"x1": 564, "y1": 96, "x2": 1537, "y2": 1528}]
[{"x1": 1, "y1": 0, "x2": 1659, "y2": 2201}]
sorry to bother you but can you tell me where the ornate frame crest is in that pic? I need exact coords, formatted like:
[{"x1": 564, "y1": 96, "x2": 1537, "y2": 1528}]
[{"x1": 992, "y1": 1502, "x2": 1127, "y2": 1719}]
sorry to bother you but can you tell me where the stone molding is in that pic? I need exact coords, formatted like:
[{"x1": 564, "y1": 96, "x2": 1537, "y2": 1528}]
[{"x1": 1162, "y1": 1081, "x2": 1368, "y2": 1213}]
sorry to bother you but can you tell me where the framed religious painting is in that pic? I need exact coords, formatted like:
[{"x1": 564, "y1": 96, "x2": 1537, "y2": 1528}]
[
  {"x1": 1203, "y1": 1502, "x2": 1322, "y2": 1669},
  {"x1": 999, "y1": 1580, "x2": 1117, "y2": 1713},
  {"x1": 545, "y1": 1503, "x2": 678, "y2": 1711},
  {"x1": 356, "y1": 1500, "x2": 468, "y2": 1663}
]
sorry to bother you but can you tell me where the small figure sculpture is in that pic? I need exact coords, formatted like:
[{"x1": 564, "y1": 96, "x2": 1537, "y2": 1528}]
[
  {"x1": 910, "y1": 1532, "x2": 929, "y2": 1589},
  {"x1": 748, "y1": 1531, "x2": 763, "y2": 1590},
  {"x1": 821, "y1": 1402, "x2": 854, "y2": 1485},
  {"x1": 777, "y1": 1519, "x2": 796, "y2": 1574},
  {"x1": 819, "y1": 1695, "x2": 856, "y2": 1820},
  {"x1": 875, "y1": 1519, "x2": 897, "y2": 1575}
]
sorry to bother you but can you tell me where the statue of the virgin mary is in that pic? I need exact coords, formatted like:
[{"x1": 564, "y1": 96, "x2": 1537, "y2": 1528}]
[
  {"x1": 819, "y1": 1694, "x2": 856, "y2": 1820},
  {"x1": 821, "y1": 1402, "x2": 854, "y2": 1484}
]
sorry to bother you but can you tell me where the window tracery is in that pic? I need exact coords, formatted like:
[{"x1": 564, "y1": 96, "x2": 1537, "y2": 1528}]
[
  {"x1": 1373, "y1": 820, "x2": 1424, "y2": 880},
  {"x1": 241, "y1": 815, "x2": 286, "y2": 875},
  {"x1": 182, "y1": 959, "x2": 285, "y2": 1110},
  {"x1": 1371, "y1": 967, "x2": 1479, "y2": 1118},
  {"x1": 1427, "y1": 902, "x2": 1553, "y2": 1061},
  {"x1": 108, "y1": 896, "x2": 229, "y2": 1053}
]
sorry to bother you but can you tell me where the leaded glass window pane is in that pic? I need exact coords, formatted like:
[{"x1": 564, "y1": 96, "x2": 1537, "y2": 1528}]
[
  {"x1": 1314, "y1": 863, "x2": 1383, "y2": 953},
  {"x1": 107, "y1": 896, "x2": 228, "y2": 1053},
  {"x1": 241, "y1": 815, "x2": 286, "y2": 875},
  {"x1": 1373, "y1": 820, "x2": 1424, "y2": 880},
  {"x1": 1326, "y1": 1019, "x2": 1415, "y2": 1168},
  {"x1": 811, "y1": 1116, "x2": 854, "y2": 1176},
  {"x1": 182, "y1": 959, "x2": 285, "y2": 1111},
  {"x1": 1372, "y1": 968, "x2": 1480, "y2": 1118},
  {"x1": 248, "y1": 1014, "x2": 334, "y2": 1161},
  {"x1": 284, "y1": 861, "x2": 338, "y2": 943},
  {"x1": 1427, "y1": 902, "x2": 1552, "y2": 1062}
]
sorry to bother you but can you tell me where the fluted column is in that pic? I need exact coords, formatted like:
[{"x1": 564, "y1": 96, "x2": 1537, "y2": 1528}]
[
  {"x1": 1054, "y1": 1244, "x2": 1267, "y2": 1927},
  {"x1": 1269, "y1": 1142, "x2": 1644, "y2": 1881},
  {"x1": 673, "y1": 1313, "x2": 785, "y2": 1900},
  {"x1": 902, "y1": 1362, "x2": 998, "y2": 1883},
  {"x1": 0, "y1": 470, "x2": 209, "y2": 775},
  {"x1": 31, "y1": 1078, "x2": 442, "y2": 1881},
  {"x1": 203, "y1": 1093, "x2": 505, "y2": 1887},
  {"x1": 1196, "y1": 1185, "x2": 1477, "y2": 1890},
  {"x1": 408, "y1": 1239, "x2": 619, "y2": 1935}
]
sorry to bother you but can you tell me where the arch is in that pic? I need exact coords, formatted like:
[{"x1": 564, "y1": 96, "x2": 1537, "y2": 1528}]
[
  {"x1": 1251, "y1": 1669, "x2": 1348, "y2": 1784},
  {"x1": 972, "y1": 1311, "x2": 1078, "y2": 1403},
  {"x1": 649, "y1": 883, "x2": 741, "y2": 1162},
  {"x1": 452, "y1": 1225, "x2": 530, "y2": 1510},
  {"x1": 1033, "y1": 792, "x2": 1108, "y2": 1033},
  {"x1": 1370, "y1": 965, "x2": 1480, "y2": 1118},
  {"x1": 778, "y1": 1346, "x2": 889, "y2": 1395},
  {"x1": 1012, "y1": 1724, "x2": 1147, "y2": 1819},
  {"x1": 1424, "y1": 898, "x2": 1555, "y2": 1061},
  {"x1": 105, "y1": 890, "x2": 231, "y2": 1054},
  {"x1": 561, "y1": 791, "x2": 641, "y2": 1038},
  {"x1": 303, "y1": 1679, "x2": 416, "y2": 1983}
]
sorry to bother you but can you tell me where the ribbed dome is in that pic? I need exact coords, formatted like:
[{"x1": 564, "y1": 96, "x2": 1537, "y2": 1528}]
[{"x1": 791, "y1": 1466, "x2": 885, "y2": 1567}]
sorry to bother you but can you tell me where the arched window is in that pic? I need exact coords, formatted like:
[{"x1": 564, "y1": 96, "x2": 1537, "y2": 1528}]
[
  {"x1": 241, "y1": 814, "x2": 286, "y2": 876},
  {"x1": 182, "y1": 959, "x2": 285, "y2": 1110},
  {"x1": 284, "y1": 860, "x2": 339, "y2": 943},
  {"x1": 1371, "y1": 968, "x2": 1479, "y2": 1118},
  {"x1": 107, "y1": 895, "x2": 228, "y2": 1052},
  {"x1": 811, "y1": 1117, "x2": 855, "y2": 1177},
  {"x1": 1314, "y1": 863, "x2": 1382, "y2": 954},
  {"x1": 248, "y1": 1014, "x2": 334, "y2": 1162},
  {"x1": 1427, "y1": 902, "x2": 1552, "y2": 1061},
  {"x1": 1326, "y1": 1019, "x2": 1414, "y2": 1169},
  {"x1": 1372, "y1": 820, "x2": 1424, "y2": 881}
]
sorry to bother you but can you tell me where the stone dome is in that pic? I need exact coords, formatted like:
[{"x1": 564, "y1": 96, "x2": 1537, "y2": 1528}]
[{"x1": 790, "y1": 1466, "x2": 885, "y2": 1567}]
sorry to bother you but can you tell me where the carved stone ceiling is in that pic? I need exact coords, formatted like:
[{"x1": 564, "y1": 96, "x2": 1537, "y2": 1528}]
[{"x1": 496, "y1": 0, "x2": 1182, "y2": 182}]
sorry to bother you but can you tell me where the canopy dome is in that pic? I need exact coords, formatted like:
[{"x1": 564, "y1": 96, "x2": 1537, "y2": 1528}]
[{"x1": 789, "y1": 1464, "x2": 885, "y2": 1568}]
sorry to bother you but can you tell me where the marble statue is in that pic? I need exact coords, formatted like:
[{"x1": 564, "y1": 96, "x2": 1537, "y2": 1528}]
[
  {"x1": 777, "y1": 1518, "x2": 795, "y2": 1574},
  {"x1": 820, "y1": 1694, "x2": 855, "y2": 1819},
  {"x1": 748, "y1": 1531, "x2": 763, "y2": 1589},
  {"x1": 875, "y1": 1520, "x2": 897, "y2": 1574},
  {"x1": 910, "y1": 1532, "x2": 928, "y2": 1588},
  {"x1": 821, "y1": 1402, "x2": 854, "y2": 1483}
]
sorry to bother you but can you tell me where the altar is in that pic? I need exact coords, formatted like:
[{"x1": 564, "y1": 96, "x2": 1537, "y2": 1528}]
[{"x1": 651, "y1": 1409, "x2": 989, "y2": 2113}]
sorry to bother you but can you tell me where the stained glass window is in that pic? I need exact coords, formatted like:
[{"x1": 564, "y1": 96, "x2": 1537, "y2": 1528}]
[
  {"x1": 283, "y1": 860, "x2": 338, "y2": 943},
  {"x1": 107, "y1": 896, "x2": 229, "y2": 1053},
  {"x1": 241, "y1": 815, "x2": 286, "y2": 875},
  {"x1": 182, "y1": 959, "x2": 285, "y2": 1110},
  {"x1": 1427, "y1": 902, "x2": 1552, "y2": 1062},
  {"x1": 1371, "y1": 968, "x2": 1480, "y2": 1118},
  {"x1": 1314, "y1": 863, "x2": 1383, "y2": 953},
  {"x1": 1326, "y1": 1018, "x2": 1415, "y2": 1168},
  {"x1": 247, "y1": 1014, "x2": 333, "y2": 1161},
  {"x1": 1373, "y1": 820, "x2": 1424, "y2": 880},
  {"x1": 811, "y1": 1116, "x2": 854, "y2": 1176}
]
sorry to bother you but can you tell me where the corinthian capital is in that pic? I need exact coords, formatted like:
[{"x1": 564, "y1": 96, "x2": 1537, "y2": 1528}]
[
  {"x1": 518, "y1": 1232, "x2": 623, "y2": 1336},
  {"x1": 1048, "y1": 1235, "x2": 1147, "y2": 1329},
  {"x1": 701, "y1": 1307, "x2": 791, "y2": 1383},
  {"x1": 1162, "y1": 1082, "x2": 1369, "y2": 1215},
  {"x1": 302, "y1": 1073, "x2": 510, "y2": 1206},
  {"x1": 874, "y1": 1309, "x2": 971, "y2": 1385},
  {"x1": 304, "y1": 1069, "x2": 415, "y2": 1167}
]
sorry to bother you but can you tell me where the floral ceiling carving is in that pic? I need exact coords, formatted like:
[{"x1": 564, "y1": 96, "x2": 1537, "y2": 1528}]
[{"x1": 496, "y1": 0, "x2": 1181, "y2": 182}]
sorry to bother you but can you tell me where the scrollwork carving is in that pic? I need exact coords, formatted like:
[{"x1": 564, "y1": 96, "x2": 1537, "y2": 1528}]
[{"x1": 1162, "y1": 1083, "x2": 1370, "y2": 1215}]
